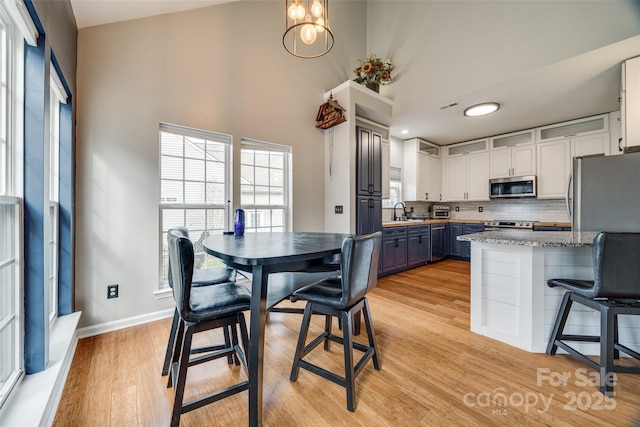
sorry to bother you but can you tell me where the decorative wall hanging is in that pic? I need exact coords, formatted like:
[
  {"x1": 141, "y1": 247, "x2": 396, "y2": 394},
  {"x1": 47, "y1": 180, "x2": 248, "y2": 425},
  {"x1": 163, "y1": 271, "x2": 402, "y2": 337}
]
[
  {"x1": 315, "y1": 92, "x2": 346, "y2": 130},
  {"x1": 283, "y1": 0, "x2": 334, "y2": 58}
]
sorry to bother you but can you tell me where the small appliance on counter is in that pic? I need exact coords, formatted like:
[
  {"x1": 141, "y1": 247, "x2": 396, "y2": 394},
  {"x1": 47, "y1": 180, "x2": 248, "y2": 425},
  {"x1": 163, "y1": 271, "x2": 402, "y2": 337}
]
[{"x1": 430, "y1": 204, "x2": 451, "y2": 219}]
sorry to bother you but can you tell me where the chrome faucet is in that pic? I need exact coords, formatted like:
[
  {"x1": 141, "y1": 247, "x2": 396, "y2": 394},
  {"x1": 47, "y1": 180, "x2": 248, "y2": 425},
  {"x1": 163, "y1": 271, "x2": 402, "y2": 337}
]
[{"x1": 393, "y1": 202, "x2": 406, "y2": 221}]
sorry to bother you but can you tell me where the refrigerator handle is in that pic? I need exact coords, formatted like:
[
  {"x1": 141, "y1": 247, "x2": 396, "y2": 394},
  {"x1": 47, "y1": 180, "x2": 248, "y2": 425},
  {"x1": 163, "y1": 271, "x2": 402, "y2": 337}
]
[{"x1": 565, "y1": 173, "x2": 572, "y2": 224}]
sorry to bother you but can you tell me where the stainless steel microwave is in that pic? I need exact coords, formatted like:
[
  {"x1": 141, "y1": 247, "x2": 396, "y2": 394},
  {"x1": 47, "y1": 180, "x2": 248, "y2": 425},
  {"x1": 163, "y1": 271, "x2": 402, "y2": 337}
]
[{"x1": 489, "y1": 175, "x2": 537, "y2": 199}]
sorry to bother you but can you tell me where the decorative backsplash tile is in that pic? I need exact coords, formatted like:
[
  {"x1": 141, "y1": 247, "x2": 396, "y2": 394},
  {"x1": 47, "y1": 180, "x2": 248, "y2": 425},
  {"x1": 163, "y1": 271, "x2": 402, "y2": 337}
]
[{"x1": 385, "y1": 199, "x2": 569, "y2": 223}]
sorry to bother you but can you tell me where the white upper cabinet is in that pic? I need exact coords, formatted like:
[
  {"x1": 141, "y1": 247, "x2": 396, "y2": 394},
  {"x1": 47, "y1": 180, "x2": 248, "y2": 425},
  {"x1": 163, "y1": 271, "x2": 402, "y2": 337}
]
[
  {"x1": 444, "y1": 139, "x2": 489, "y2": 201},
  {"x1": 536, "y1": 139, "x2": 571, "y2": 199},
  {"x1": 536, "y1": 115, "x2": 610, "y2": 199},
  {"x1": 403, "y1": 138, "x2": 442, "y2": 201},
  {"x1": 536, "y1": 114, "x2": 609, "y2": 143},
  {"x1": 489, "y1": 129, "x2": 536, "y2": 178},
  {"x1": 621, "y1": 56, "x2": 640, "y2": 149}
]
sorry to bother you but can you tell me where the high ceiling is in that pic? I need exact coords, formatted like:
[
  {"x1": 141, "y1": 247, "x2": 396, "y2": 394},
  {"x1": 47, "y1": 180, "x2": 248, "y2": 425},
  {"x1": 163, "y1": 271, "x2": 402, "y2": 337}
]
[
  {"x1": 71, "y1": 0, "x2": 238, "y2": 29},
  {"x1": 70, "y1": 0, "x2": 640, "y2": 145}
]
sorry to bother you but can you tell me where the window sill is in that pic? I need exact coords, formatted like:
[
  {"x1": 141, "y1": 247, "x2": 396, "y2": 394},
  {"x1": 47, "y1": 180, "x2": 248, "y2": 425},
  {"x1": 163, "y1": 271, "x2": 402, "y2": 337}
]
[{"x1": 0, "y1": 312, "x2": 81, "y2": 426}]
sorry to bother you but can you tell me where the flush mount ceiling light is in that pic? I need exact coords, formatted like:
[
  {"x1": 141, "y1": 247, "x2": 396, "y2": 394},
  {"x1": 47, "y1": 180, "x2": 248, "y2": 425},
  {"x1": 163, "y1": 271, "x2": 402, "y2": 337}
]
[
  {"x1": 463, "y1": 102, "x2": 500, "y2": 117},
  {"x1": 283, "y1": 0, "x2": 334, "y2": 58}
]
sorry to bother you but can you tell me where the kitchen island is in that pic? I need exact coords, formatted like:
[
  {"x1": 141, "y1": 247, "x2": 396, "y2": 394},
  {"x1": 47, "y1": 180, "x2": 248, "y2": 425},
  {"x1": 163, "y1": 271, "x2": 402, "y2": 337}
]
[{"x1": 458, "y1": 230, "x2": 640, "y2": 355}]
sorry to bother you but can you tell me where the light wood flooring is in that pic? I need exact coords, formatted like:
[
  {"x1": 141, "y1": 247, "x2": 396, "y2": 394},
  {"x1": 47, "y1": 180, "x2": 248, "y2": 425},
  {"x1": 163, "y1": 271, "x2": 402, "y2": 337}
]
[{"x1": 53, "y1": 260, "x2": 640, "y2": 426}]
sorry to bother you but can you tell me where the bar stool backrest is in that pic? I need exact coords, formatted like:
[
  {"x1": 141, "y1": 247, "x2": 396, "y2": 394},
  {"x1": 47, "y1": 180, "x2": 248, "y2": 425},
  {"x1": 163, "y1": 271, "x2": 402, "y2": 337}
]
[
  {"x1": 168, "y1": 229, "x2": 195, "y2": 319},
  {"x1": 593, "y1": 232, "x2": 640, "y2": 299},
  {"x1": 340, "y1": 231, "x2": 382, "y2": 308},
  {"x1": 167, "y1": 227, "x2": 190, "y2": 289}
]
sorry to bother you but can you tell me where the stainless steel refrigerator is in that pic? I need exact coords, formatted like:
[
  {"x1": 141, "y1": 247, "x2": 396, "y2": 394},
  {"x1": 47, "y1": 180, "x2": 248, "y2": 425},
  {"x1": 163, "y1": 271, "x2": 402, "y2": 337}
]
[{"x1": 571, "y1": 152, "x2": 640, "y2": 232}]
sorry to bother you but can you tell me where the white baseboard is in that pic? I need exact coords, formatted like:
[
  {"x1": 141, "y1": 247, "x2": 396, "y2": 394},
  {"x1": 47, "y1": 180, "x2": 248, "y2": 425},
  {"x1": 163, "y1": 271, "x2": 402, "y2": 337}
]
[{"x1": 77, "y1": 308, "x2": 174, "y2": 339}]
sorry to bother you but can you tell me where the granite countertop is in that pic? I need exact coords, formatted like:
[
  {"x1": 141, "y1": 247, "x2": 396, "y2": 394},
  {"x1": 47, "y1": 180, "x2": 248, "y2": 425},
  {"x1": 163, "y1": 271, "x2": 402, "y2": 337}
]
[{"x1": 458, "y1": 230, "x2": 598, "y2": 247}]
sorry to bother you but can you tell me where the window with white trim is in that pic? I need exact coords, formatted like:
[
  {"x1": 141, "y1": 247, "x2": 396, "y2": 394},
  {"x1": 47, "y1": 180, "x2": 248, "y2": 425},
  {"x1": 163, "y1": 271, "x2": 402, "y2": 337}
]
[
  {"x1": 45, "y1": 65, "x2": 65, "y2": 323},
  {"x1": 382, "y1": 167, "x2": 402, "y2": 207},
  {"x1": 159, "y1": 124, "x2": 231, "y2": 288},
  {"x1": 0, "y1": 1, "x2": 24, "y2": 409},
  {"x1": 240, "y1": 139, "x2": 291, "y2": 233}
]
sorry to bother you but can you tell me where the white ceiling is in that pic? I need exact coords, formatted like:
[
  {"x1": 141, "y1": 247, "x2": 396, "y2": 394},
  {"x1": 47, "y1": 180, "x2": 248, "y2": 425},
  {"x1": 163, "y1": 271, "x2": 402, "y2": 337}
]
[
  {"x1": 69, "y1": 0, "x2": 640, "y2": 145},
  {"x1": 71, "y1": 0, "x2": 238, "y2": 29}
]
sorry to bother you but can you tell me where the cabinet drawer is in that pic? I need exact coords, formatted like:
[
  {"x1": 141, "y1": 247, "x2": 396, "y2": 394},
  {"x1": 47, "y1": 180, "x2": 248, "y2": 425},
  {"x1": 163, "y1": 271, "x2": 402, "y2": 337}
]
[
  {"x1": 463, "y1": 224, "x2": 484, "y2": 234},
  {"x1": 383, "y1": 227, "x2": 407, "y2": 239},
  {"x1": 407, "y1": 225, "x2": 430, "y2": 235}
]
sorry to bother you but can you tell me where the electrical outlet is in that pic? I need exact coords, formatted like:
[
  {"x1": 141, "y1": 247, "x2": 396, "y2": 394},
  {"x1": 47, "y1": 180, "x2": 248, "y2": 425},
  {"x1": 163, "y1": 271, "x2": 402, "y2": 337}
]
[
  {"x1": 107, "y1": 284, "x2": 119, "y2": 299},
  {"x1": 478, "y1": 206, "x2": 483, "y2": 212},
  {"x1": 335, "y1": 205, "x2": 343, "y2": 214},
  {"x1": 455, "y1": 206, "x2": 460, "y2": 212}
]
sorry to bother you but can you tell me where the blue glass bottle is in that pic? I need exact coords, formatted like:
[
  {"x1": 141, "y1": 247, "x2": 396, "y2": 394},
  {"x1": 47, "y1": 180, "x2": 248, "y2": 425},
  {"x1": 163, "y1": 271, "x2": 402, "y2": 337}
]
[{"x1": 234, "y1": 209, "x2": 245, "y2": 236}]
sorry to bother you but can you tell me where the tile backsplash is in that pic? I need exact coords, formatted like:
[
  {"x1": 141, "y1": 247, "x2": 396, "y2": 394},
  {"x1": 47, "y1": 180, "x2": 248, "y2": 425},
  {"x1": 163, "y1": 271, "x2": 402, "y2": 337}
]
[{"x1": 383, "y1": 199, "x2": 569, "y2": 223}]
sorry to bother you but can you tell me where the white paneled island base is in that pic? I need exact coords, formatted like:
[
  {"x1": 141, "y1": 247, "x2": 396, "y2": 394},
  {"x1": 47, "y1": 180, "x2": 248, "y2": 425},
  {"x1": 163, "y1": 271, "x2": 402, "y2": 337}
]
[{"x1": 460, "y1": 231, "x2": 640, "y2": 355}]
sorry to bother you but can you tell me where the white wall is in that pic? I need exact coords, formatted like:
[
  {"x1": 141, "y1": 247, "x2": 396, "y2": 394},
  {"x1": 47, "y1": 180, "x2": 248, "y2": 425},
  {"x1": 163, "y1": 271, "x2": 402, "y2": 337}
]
[{"x1": 75, "y1": 1, "x2": 367, "y2": 327}]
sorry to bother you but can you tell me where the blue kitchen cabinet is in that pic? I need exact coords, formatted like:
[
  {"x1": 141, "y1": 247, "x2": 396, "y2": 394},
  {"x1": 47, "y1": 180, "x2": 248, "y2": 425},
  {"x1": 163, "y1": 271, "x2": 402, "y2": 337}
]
[
  {"x1": 533, "y1": 225, "x2": 571, "y2": 231},
  {"x1": 449, "y1": 223, "x2": 465, "y2": 258},
  {"x1": 381, "y1": 227, "x2": 408, "y2": 275},
  {"x1": 407, "y1": 225, "x2": 430, "y2": 267},
  {"x1": 462, "y1": 223, "x2": 485, "y2": 259},
  {"x1": 450, "y1": 222, "x2": 484, "y2": 261}
]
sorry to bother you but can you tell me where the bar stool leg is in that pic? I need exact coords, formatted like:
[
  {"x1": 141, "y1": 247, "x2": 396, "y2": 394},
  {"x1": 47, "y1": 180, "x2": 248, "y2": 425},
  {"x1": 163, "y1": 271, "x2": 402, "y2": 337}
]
[
  {"x1": 546, "y1": 292, "x2": 573, "y2": 355},
  {"x1": 342, "y1": 310, "x2": 356, "y2": 412},
  {"x1": 600, "y1": 306, "x2": 615, "y2": 396}
]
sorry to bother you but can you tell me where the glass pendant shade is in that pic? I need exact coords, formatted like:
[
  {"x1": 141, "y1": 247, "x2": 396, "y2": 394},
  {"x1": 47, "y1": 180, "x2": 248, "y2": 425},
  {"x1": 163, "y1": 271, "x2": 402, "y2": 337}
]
[{"x1": 283, "y1": 0, "x2": 333, "y2": 58}]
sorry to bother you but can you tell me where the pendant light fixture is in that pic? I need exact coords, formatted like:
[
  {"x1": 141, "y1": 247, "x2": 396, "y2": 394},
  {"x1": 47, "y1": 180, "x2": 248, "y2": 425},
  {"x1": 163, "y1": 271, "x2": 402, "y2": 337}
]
[{"x1": 283, "y1": 0, "x2": 333, "y2": 58}]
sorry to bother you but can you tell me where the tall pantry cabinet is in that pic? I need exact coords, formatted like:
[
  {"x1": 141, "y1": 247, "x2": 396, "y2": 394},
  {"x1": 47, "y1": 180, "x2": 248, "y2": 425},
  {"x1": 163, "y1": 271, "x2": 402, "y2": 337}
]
[{"x1": 356, "y1": 126, "x2": 383, "y2": 235}]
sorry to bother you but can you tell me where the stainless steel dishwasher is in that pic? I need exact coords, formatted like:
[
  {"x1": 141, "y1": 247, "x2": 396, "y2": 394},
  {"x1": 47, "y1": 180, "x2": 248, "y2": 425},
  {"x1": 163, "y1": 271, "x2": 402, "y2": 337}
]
[{"x1": 430, "y1": 224, "x2": 446, "y2": 262}]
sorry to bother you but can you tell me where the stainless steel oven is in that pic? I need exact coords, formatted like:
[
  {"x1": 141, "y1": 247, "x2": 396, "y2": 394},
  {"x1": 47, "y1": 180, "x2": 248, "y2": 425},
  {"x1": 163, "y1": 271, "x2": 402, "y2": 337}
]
[{"x1": 483, "y1": 220, "x2": 535, "y2": 231}]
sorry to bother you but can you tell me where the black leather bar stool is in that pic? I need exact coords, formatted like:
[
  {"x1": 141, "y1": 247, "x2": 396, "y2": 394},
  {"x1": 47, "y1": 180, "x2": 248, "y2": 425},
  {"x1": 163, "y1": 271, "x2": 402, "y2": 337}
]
[
  {"x1": 289, "y1": 231, "x2": 382, "y2": 412},
  {"x1": 166, "y1": 229, "x2": 251, "y2": 427},
  {"x1": 546, "y1": 231, "x2": 640, "y2": 396},
  {"x1": 161, "y1": 227, "x2": 237, "y2": 376}
]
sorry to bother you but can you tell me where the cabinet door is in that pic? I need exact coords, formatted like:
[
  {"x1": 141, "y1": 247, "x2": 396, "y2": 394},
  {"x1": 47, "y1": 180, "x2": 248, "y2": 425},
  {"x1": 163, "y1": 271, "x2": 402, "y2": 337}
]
[
  {"x1": 467, "y1": 153, "x2": 489, "y2": 200},
  {"x1": 424, "y1": 155, "x2": 442, "y2": 201},
  {"x1": 418, "y1": 231, "x2": 430, "y2": 263},
  {"x1": 489, "y1": 149, "x2": 512, "y2": 178},
  {"x1": 381, "y1": 237, "x2": 397, "y2": 273},
  {"x1": 356, "y1": 127, "x2": 382, "y2": 197},
  {"x1": 395, "y1": 235, "x2": 408, "y2": 270},
  {"x1": 571, "y1": 133, "x2": 610, "y2": 158},
  {"x1": 512, "y1": 145, "x2": 536, "y2": 176},
  {"x1": 416, "y1": 152, "x2": 429, "y2": 200},
  {"x1": 356, "y1": 127, "x2": 372, "y2": 196},
  {"x1": 446, "y1": 156, "x2": 467, "y2": 201},
  {"x1": 407, "y1": 234, "x2": 420, "y2": 266},
  {"x1": 371, "y1": 131, "x2": 383, "y2": 197},
  {"x1": 537, "y1": 140, "x2": 571, "y2": 199},
  {"x1": 449, "y1": 223, "x2": 464, "y2": 257},
  {"x1": 356, "y1": 197, "x2": 382, "y2": 235}
]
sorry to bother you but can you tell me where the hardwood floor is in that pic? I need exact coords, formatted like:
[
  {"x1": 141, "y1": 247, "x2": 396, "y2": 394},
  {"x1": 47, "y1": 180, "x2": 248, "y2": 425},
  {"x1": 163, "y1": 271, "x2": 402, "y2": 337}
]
[{"x1": 53, "y1": 260, "x2": 640, "y2": 426}]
